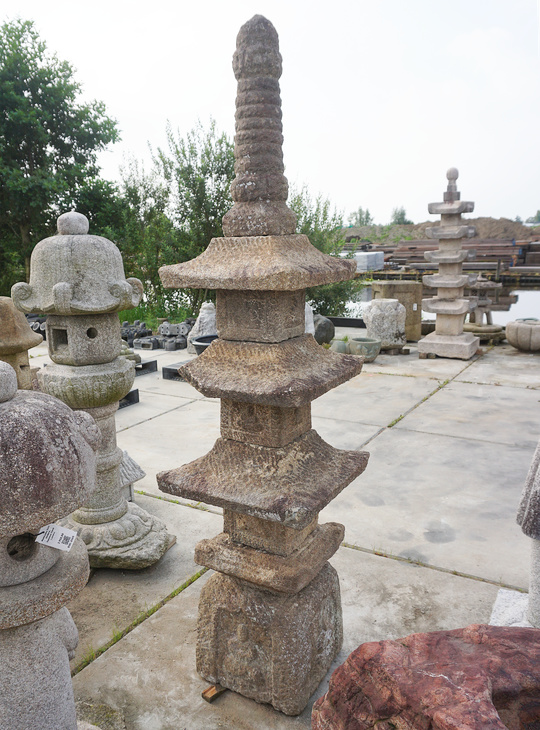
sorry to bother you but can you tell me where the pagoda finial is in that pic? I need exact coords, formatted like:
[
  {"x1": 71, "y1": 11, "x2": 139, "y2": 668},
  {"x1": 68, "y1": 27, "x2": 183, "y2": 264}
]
[{"x1": 222, "y1": 14, "x2": 297, "y2": 237}]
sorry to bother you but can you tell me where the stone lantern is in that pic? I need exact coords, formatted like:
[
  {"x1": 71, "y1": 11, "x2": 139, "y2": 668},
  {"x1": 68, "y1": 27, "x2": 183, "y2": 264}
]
[
  {"x1": 157, "y1": 16, "x2": 369, "y2": 715},
  {"x1": 418, "y1": 168, "x2": 479, "y2": 359},
  {"x1": 12, "y1": 212, "x2": 172, "y2": 568},
  {"x1": 0, "y1": 361, "x2": 99, "y2": 729},
  {"x1": 0, "y1": 295, "x2": 43, "y2": 389}
]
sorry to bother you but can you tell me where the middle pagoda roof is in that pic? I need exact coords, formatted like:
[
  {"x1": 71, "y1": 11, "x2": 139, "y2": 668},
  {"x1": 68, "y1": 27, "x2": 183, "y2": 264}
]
[{"x1": 159, "y1": 234, "x2": 356, "y2": 291}]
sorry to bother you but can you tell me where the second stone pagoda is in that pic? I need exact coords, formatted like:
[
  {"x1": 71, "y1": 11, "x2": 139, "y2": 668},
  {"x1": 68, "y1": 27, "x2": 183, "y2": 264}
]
[
  {"x1": 418, "y1": 168, "x2": 479, "y2": 359},
  {"x1": 157, "y1": 15, "x2": 369, "y2": 716}
]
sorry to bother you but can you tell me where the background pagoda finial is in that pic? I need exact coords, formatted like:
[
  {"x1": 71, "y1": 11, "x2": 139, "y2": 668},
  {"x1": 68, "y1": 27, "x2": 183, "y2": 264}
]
[{"x1": 222, "y1": 15, "x2": 297, "y2": 237}]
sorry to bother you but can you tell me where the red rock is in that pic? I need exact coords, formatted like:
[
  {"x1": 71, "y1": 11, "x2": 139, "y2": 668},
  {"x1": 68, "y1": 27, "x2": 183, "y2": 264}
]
[{"x1": 312, "y1": 624, "x2": 540, "y2": 729}]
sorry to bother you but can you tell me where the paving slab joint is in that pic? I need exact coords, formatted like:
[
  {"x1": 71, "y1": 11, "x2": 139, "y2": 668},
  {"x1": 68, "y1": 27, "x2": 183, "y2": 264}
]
[{"x1": 134, "y1": 489, "x2": 222, "y2": 516}]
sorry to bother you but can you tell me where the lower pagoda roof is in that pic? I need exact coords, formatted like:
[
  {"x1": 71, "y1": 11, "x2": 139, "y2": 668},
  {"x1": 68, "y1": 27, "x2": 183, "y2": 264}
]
[
  {"x1": 179, "y1": 334, "x2": 364, "y2": 407},
  {"x1": 157, "y1": 429, "x2": 369, "y2": 529},
  {"x1": 159, "y1": 234, "x2": 356, "y2": 291}
]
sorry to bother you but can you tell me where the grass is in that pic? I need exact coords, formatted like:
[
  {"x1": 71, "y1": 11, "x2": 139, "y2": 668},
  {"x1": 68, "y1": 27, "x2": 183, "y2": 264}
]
[{"x1": 71, "y1": 568, "x2": 208, "y2": 677}]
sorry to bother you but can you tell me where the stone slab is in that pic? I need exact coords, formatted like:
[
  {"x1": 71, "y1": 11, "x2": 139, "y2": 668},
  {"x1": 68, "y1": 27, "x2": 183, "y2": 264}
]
[
  {"x1": 66, "y1": 493, "x2": 222, "y2": 669},
  {"x1": 116, "y1": 392, "x2": 196, "y2": 431},
  {"x1": 320, "y1": 427, "x2": 533, "y2": 588},
  {"x1": 456, "y1": 344, "x2": 540, "y2": 388},
  {"x1": 311, "y1": 371, "x2": 442, "y2": 428},
  {"x1": 417, "y1": 331, "x2": 479, "y2": 359},
  {"x1": 394, "y1": 379, "x2": 540, "y2": 448},
  {"x1": 72, "y1": 545, "x2": 500, "y2": 729}
]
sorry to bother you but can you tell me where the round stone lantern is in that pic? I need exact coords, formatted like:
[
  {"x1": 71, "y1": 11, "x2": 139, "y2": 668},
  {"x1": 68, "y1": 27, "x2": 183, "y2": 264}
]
[
  {"x1": 12, "y1": 212, "x2": 172, "y2": 569},
  {"x1": 0, "y1": 361, "x2": 99, "y2": 729}
]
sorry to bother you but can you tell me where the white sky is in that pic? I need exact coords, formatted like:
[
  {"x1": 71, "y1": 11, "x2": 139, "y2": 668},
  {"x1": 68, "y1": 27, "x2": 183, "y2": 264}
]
[{"x1": 3, "y1": 0, "x2": 540, "y2": 224}]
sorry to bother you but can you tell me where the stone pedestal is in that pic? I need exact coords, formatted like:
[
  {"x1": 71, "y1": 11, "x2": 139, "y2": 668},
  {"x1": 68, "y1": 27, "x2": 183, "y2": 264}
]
[
  {"x1": 417, "y1": 168, "x2": 479, "y2": 360},
  {"x1": 0, "y1": 361, "x2": 99, "y2": 730},
  {"x1": 371, "y1": 280, "x2": 422, "y2": 341},
  {"x1": 12, "y1": 212, "x2": 172, "y2": 569},
  {"x1": 157, "y1": 15, "x2": 369, "y2": 715}
]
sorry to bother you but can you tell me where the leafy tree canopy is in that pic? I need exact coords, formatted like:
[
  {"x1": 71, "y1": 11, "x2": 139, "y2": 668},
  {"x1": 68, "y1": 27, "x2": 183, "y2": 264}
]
[
  {"x1": 0, "y1": 18, "x2": 119, "y2": 284},
  {"x1": 526, "y1": 210, "x2": 540, "y2": 224},
  {"x1": 390, "y1": 206, "x2": 413, "y2": 225},
  {"x1": 348, "y1": 206, "x2": 373, "y2": 226}
]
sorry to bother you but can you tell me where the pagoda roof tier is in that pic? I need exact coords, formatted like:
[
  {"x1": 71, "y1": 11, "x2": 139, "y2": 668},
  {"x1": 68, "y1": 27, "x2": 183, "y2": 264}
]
[
  {"x1": 157, "y1": 429, "x2": 369, "y2": 529},
  {"x1": 159, "y1": 234, "x2": 356, "y2": 291},
  {"x1": 179, "y1": 334, "x2": 364, "y2": 407},
  {"x1": 426, "y1": 225, "x2": 476, "y2": 240},
  {"x1": 422, "y1": 298, "x2": 472, "y2": 316},
  {"x1": 423, "y1": 274, "x2": 470, "y2": 289},
  {"x1": 428, "y1": 201, "x2": 474, "y2": 216},
  {"x1": 424, "y1": 250, "x2": 469, "y2": 265}
]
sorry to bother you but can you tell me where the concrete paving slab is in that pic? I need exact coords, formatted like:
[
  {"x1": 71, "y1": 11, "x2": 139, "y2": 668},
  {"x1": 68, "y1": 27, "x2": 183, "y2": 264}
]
[
  {"x1": 455, "y1": 344, "x2": 540, "y2": 389},
  {"x1": 117, "y1": 399, "x2": 221, "y2": 498},
  {"x1": 312, "y1": 415, "x2": 382, "y2": 450},
  {"x1": 394, "y1": 380, "x2": 540, "y2": 448},
  {"x1": 116, "y1": 392, "x2": 196, "y2": 432},
  {"x1": 72, "y1": 545, "x2": 499, "y2": 730},
  {"x1": 320, "y1": 428, "x2": 533, "y2": 588},
  {"x1": 311, "y1": 371, "x2": 442, "y2": 427},
  {"x1": 67, "y1": 494, "x2": 221, "y2": 669},
  {"x1": 134, "y1": 369, "x2": 206, "y2": 400},
  {"x1": 363, "y1": 349, "x2": 474, "y2": 380}
]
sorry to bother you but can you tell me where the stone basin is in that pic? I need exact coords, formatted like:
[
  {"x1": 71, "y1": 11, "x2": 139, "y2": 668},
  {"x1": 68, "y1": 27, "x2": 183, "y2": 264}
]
[{"x1": 348, "y1": 337, "x2": 381, "y2": 362}]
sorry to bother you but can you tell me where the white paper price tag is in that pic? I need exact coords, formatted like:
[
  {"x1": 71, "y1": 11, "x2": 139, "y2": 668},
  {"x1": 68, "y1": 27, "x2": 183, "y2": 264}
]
[{"x1": 35, "y1": 524, "x2": 78, "y2": 552}]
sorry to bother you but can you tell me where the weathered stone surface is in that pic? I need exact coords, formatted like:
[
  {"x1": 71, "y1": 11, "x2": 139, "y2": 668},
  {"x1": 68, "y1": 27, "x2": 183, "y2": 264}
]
[
  {"x1": 363, "y1": 298, "x2": 406, "y2": 350},
  {"x1": 0, "y1": 387, "x2": 98, "y2": 536},
  {"x1": 419, "y1": 168, "x2": 479, "y2": 359},
  {"x1": 181, "y1": 334, "x2": 364, "y2": 407},
  {"x1": 314, "y1": 314, "x2": 335, "y2": 345},
  {"x1": 195, "y1": 523, "x2": 344, "y2": 593},
  {"x1": 12, "y1": 212, "x2": 143, "y2": 315},
  {"x1": 187, "y1": 302, "x2": 216, "y2": 354},
  {"x1": 197, "y1": 563, "x2": 343, "y2": 716},
  {"x1": 220, "y1": 399, "x2": 311, "y2": 447},
  {"x1": 0, "y1": 297, "x2": 43, "y2": 352},
  {"x1": 221, "y1": 15, "x2": 297, "y2": 237},
  {"x1": 517, "y1": 439, "x2": 540, "y2": 540},
  {"x1": 223, "y1": 510, "x2": 317, "y2": 556},
  {"x1": 216, "y1": 289, "x2": 305, "y2": 342},
  {"x1": 506, "y1": 319, "x2": 540, "y2": 352},
  {"x1": 159, "y1": 235, "x2": 356, "y2": 291},
  {"x1": 417, "y1": 331, "x2": 479, "y2": 359},
  {"x1": 371, "y1": 281, "x2": 422, "y2": 341},
  {"x1": 158, "y1": 429, "x2": 369, "y2": 528},
  {"x1": 1, "y1": 607, "x2": 80, "y2": 729},
  {"x1": 0, "y1": 538, "x2": 89, "y2": 629},
  {"x1": 47, "y1": 313, "x2": 122, "y2": 366},
  {"x1": 312, "y1": 623, "x2": 540, "y2": 730}
]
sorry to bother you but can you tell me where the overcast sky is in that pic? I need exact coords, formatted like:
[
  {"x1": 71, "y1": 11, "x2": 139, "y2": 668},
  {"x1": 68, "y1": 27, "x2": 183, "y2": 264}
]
[{"x1": 4, "y1": 0, "x2": 540, "y2": 224}]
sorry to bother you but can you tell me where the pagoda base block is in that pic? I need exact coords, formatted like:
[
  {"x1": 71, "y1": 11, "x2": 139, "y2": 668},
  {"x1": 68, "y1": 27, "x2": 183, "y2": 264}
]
[
  {"x1": 417, "y1": 332, "x2": 479, "y2": 360},
  {"x1": 197, "y1": 563, "x2": 342, "y2": 715}
]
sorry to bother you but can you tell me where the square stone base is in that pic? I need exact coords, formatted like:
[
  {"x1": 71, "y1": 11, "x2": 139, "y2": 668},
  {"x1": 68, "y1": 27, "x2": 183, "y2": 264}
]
[
  {"x1": 196, "y1": 563, "x2": 343, "y2": 715},
  {"x1": 417, "y1": 331, "x2": 479, "y2": 360}
]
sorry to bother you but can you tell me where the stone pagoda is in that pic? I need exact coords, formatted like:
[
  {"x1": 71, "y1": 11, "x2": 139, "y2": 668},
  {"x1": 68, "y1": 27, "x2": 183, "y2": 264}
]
[
  {"x1": 0, "y1": 361, "x2": 99, "y2": 729},
  {"x1": 0, "y1": 295, "x2": 43, "y2": 389},
  {"x1": 157, "y1": 15, "x2": 369, "y2": 715},
  {"x1": 418, "y1": 168, "x2": 479, "y2": 359},
  {"x1": 12, "y1": 212, "x2": 172, "y2": 569}
]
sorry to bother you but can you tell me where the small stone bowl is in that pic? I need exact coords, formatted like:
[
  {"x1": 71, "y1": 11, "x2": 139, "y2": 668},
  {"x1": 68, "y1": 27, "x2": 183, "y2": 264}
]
[
  {"x1": 348, "y1": 337, "x2": 382, "y2": 362},
  {"x1": 329, "y1": 339, "x2": 349, "y2": 354},
  {"x1": 192, "y1": 334, "x2": 218, "y2": 356}
]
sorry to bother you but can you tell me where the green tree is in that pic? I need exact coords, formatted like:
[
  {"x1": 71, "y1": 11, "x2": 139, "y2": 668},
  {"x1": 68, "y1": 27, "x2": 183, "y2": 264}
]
[
  {"x1": 390, "y1": 206, "x2": 413, "y2": 225},
  {"x1": 0, "y1": 18, "x2": 118, "y2": 287},
  {"x1": 348, "y1": 206, "x2": 373, "y2": 226},
  {"x1": 526, "y1": 211, "x2": 540, "y2": 224},
  {"x1": 289, "y1": 185, "x2": 364, "y2": 316}
]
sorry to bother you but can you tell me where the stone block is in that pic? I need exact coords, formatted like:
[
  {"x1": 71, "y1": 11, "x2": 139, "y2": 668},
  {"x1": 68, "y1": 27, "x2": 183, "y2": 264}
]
[
  {"x1": 46, "y1": 313, "x2": 122, "y2": 366},
  {"x1": 371, "y1": 280, "x2": 422, "y2": 341},
  {"x1": 417, "y1": 331, "x2": 479, "y2": 360},
  {"x1": 363, "y1": 298, "x2": 406, "y2": 350},
  {"x1": 312, "y1": 624, "x2": 540, "y2": 730},
  {"x1": 351, "y1": 251, "x2": 384, "y2": 272},
  {"x1": 180, "y1": 334, "x2": 364, "y2": 407},
  {"x1": 157, "y1": 429, "x2": 369, "y2": 529},
  {"x1": 223, "y1": 509, "x2": 317, "y2": 556},
  {"x1": 197, "y1": 563, "x2": 343, "y2": 715},
  {"x1": 195, "y1": 523, "x2": 344, "y2": 593},
  {"x1": 216, "y1": 289, "x2": 305, "y2": 342},
  {"x1": 220, "y1": 399, "x2": 311, "y2": 447}
]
